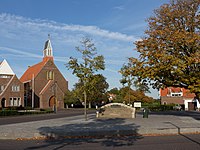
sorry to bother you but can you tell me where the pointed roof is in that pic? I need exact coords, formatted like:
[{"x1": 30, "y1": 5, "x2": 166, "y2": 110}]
[
  {"x1": 44, "y1": 39, "x2": 52, "y2": 51},
  {"x1": 0, "y1": 59, "x2": 15, "y2": 75},
  {"x1": 43, "y1": 35, "x2": 53, "y2": 58},
  {"x1": 20, "y1": 60, "x2": 46, "y2": 83},
  {"x1": 20, "y1": 36, "x2": 54, "y2": 83}
]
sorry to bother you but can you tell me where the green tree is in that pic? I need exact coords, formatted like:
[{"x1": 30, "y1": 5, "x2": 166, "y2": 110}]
[
  {"x1": 128, "y1": 0, "x2": 200, "y2": 100},
  {"x1": 107, "y1": 88, "x2": 123, "y2": 103},
  {"x1": 73, "y1": 74, "x2": 109, "y2": 108},
  {"x1": 66, "y1": 37, "x2": 105, "y2": 120},
  {"x1": 64, "y1": 90, "x2": 78, "y2": 109},
  {"x1": 108, "y1": 88, "x2": 120, "y2": 95},
  {"x1": 88, "y1": 74, "x2": 109, "y2": 105}
]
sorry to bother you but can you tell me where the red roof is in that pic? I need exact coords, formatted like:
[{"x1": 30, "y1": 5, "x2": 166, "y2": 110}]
[
  {"x1": 170, "y1": 88, "x2": 182, "y2": 93},
  {"x1": 160, "y1": 87, "x2": 195, "y2": 98},
  {"x1": 20, "y1": 60, "x2": 46, "y2": 83}
]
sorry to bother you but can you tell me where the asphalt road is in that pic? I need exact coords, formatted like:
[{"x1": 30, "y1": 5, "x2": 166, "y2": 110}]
[
  {"x1": 0, "y1": 134, "x2": 199, "y2": 150},
  {"x1": 0, "y1": 109, "x2": 95, "y2": 125}
]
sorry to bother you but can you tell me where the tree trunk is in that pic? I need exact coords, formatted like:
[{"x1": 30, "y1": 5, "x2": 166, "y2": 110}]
[
  {"x1": 89, "y1": 102, "x2": 91, "y2": 109},
  {"x1": 195, "y1": 92, "x2": 200, "y2": 100},
  {"x1": 84, "y1": 89, "x2": 87, "y2": 121}
]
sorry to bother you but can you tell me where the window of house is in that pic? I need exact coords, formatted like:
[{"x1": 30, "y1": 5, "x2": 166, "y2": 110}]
[
  {"x1": 9, "y1": 97, "x2": 21, "y2": 106},
  {"x1": 163, "y1": 101, "x2": 167, "y2": 105},
  {"x1": 13, "y1": 97, "x2": 17, "y2": 106},
  {"x1": 0, "y1": 85, "x2": 4, "y2": 91},
  {"x1": 18, "y1": 98, "x2": 21, "y2": 106},
  {"x1": 10, "y1": 98, "x2": 13, "y2": 106},
  {"x1": 47, "y1": 71, "x2": 54, "y2": 80},
  {"x1": 0, "y1": 75, "x2": 11, "y2": 78},
  {"x1": 11, "y1": 85, "x2": 20, "y2": 92},
  {"x1": 171, "y1": 93, "x2": 183, "y2": 97}
]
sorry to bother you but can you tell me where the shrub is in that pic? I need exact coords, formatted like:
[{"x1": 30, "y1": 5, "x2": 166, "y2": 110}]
[{"x1": 0, "y1": 109, "x2": 54, "y2": 117}]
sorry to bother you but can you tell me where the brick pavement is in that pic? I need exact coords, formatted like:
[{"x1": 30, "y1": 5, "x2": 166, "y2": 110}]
[{"x1": 0, "y1": 111, "x2": 200, "y2": 139}]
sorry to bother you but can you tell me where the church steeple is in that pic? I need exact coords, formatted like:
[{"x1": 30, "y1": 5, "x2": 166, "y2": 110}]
[{"x1": 43, "y1": 34, "x2": 53, "y2": 62}]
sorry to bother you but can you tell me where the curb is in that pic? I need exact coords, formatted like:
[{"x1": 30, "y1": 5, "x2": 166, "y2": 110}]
[{"x1": 1, "y1": 127, "x2": 199, "y2": 140}]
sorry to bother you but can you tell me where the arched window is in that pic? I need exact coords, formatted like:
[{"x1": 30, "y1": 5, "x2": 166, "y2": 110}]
[{"x1": 47, "y1": 71, "x2": 54, "y2": 80}]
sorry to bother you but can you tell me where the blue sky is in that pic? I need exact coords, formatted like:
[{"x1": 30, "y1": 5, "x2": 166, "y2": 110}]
[{"x1": 0, "y1": 0, "x2": 170, "y2": 98}]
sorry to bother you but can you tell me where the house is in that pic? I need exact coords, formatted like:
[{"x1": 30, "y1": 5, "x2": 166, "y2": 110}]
[
  {"x1": 160, "y1": 87, "x2": 200, "y2": 110},
  {"x1": 0, "y1": 59, "x2": 24, "y2": 108},
  {"x1": 20, "y1": 37, "x2": 68, "y2": 109}
]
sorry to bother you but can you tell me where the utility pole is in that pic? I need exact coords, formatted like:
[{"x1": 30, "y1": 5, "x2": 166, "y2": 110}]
[
  {"x1": 83, "y1": 81, "x2": 87, "y2": 121},
  {"x1": 32, "y1": 74, "x2": 34, "y2": 109},
  {"x1": 54, "y1": 81, "x2": 57, "y2": 113}
]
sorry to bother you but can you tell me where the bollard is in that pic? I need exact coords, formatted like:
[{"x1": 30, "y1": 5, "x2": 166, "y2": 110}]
[
  {"x1": 132, "y1": 108, "x2": 136, "y2": 118},
  {"x1": 96, "y1": 111, "x2": 99, "y2": 118},
  {"x1": 143, "y1": 108, "x2": 149, "y2": 118}
]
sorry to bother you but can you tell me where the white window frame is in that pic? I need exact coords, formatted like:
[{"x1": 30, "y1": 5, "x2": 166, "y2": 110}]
[
  {"x1": 47, "y1": 71, "x2": 54, "y2": 80},
  {"x1": 10, "y1": 98, "x2": 13, "y2": 106},
  {"x1": 0, "y1": 85, "x2": 4, "y2": 91},
  {"x1": 11, "y1": 85, "x2": 20, "y2": 92},
  {"x1": 9, "y1": 97, "x2": 21, "y2": 106}
]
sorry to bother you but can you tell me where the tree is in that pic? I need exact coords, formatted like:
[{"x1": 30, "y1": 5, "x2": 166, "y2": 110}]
[
  {"x1": 66, "y1": 37, "x2": 105, "y2": 120},
  {"x1": 128, "y1": 0, "x2": 200, "y2": 100},
  {"x1": 108, "y1": 88, "x2": 120, "y2": 95},
  {"x1": 88, "y1": 74, "x2": 109, "y2": 105},
  {"x1": 119, "y1": 87, "x2": 154, "y2": 104},
  {"x1": 64, "y1": 90, "x2": 78, "y2": 109},
  {"x1": 120, "y1": 62, "x2": 150, "y2": 104},
  {"x1": 73, "y1": 74, "x2": 109, "y2": 108},
  {"x1": 120, "y1": 63, "x2": 134, "y2": 104}
]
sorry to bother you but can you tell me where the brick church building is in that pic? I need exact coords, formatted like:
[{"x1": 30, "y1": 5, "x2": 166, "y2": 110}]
[{"x1": 20, "y1": 37, "x2": 68, "y2": 109}]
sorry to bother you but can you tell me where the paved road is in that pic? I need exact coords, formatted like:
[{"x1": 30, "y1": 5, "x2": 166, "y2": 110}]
[
  {"x1": 0, "y1": 134, "x2": 200, "y2": 150},
  {"x1": 0, "y1": 109, "x2": 95, "y2": 125}
]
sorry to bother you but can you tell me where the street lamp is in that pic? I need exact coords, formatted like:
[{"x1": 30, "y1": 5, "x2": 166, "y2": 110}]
[{"x1": 53, "y1": 81, "x2": 57, "y2": 113}]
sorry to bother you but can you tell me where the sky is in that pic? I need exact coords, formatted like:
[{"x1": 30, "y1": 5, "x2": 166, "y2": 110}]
[{"x1": 0, "y1": 0, "x2": 170, "y2": 99}]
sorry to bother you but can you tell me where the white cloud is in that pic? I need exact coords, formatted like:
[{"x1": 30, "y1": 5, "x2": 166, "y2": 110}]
[
  {"x1": 113, "y1": 5, "x2": 125, "y2": 10},
  {"x1": 0, "y1": 46, "x2": 42, "y2": 58},
  {"x1": 0, "y1": 13, "x2": 157, "y2": 97},
  {"x1": 0, "y1": 13, "x2": 138, "y2": 42}
]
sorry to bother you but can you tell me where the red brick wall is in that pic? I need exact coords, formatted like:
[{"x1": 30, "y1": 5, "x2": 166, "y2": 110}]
[
  {"x1": 32, "y1": 59, "x2": 67, "y2": 109},
  {"x1": 161, "y1": 96, "x2": 184, "y2": 105},
  {"x1": 0, "y1": 75, "x2": 24, "y2": 107}
]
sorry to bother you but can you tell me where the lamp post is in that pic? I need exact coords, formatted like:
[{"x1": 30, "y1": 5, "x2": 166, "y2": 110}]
[{"x1": 53, "y1": 81, "x2": 57, "y2": 113}]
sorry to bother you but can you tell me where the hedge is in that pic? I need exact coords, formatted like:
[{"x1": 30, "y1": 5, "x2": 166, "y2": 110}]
[{"x1": 0, "y1": 109, "x2": 54, "y2": 117}]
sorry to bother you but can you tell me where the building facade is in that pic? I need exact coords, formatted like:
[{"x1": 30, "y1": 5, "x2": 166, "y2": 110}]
[
  {"x1": 160, "y1": 87, "x2": 200, "y2": 110},
  {"x1": 20, "y1": 38, "x2": 68, "y2": 109},
  {"x1": 0, "y1": 59, "x2": 24, "y2": 108}
]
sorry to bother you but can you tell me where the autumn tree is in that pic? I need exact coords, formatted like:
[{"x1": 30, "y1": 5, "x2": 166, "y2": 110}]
[
  {"x1": 128, "y1": 0, "x2": 200, "y2": 100},
  {"x1": 66, "y1": 37, "x2": 105, "y2": 120},
  {"x1": 120, "y1": 62, "x2": 150, "y2": 92},
  {"x1": 107, "y1": 87, "x2": 154, "y2": 104}
]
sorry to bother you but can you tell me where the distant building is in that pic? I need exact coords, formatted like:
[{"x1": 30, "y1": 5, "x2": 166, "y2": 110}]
[
  {"x1": 20, "y1": 37, "x2": 68, "y2": 109},
  {"x1": 160, "y1": 87, "x2": 200, "y2": 110},
  {"x1": 0, "y1": 59, "x2": 24, "y2": 108}
]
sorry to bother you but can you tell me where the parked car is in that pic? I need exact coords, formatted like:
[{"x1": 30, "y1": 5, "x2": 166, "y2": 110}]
[{"x1": 173, "y1": 104, "x2": 182, "y2": 111}]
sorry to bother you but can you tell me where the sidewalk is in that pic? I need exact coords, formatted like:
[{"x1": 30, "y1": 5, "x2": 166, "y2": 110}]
[{"x1": 0, "y1": 111, "x2": 200, "y2": 140}]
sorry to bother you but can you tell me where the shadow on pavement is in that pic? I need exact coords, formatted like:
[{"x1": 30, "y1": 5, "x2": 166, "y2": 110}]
[
  {"x1": 164, "y1": 121, "x2": 200, "y2": 146},
  {"x1": 25, "y1": 118, "x2": 143, "y2": 149}
]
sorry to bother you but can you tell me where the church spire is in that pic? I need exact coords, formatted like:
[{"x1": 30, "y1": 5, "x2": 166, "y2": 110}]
[{"x1": 43, "y1": 34, "x2": 53, "y2": 62}]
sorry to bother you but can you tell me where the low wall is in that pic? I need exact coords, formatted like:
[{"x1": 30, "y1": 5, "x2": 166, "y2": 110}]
[{"x1": 97, "y1": 103, "x2": 136, "y2": 119}]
